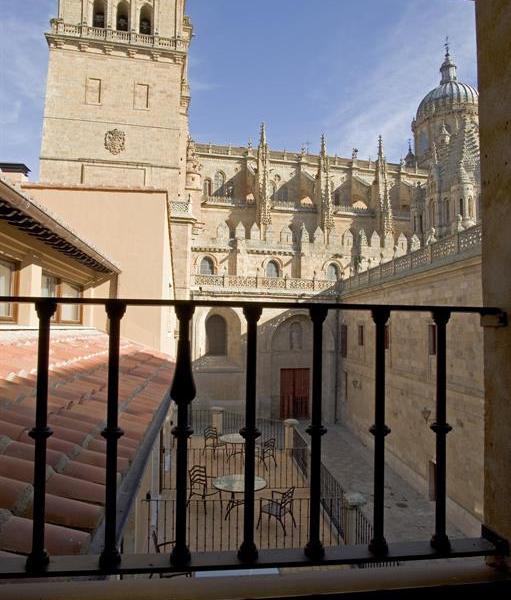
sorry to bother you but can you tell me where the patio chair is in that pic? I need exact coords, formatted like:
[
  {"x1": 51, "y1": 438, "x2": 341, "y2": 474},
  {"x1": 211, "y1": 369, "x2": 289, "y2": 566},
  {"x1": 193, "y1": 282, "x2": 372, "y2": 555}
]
[
  {"x1": 149, "y1": 530, "x2": 192, "y2": 579},
  {"x1": 256, "y1": 437, "x2": 277, "y2": 470},
  {"x1": 187, "y1": 464, "x2": 219, "y2": 513},
  {"x1": 203, "y1": 426, "x2": 226, "y2": 455},
  {"x1": 257, "y1": 486, "x2": 297, "y2": 536}
]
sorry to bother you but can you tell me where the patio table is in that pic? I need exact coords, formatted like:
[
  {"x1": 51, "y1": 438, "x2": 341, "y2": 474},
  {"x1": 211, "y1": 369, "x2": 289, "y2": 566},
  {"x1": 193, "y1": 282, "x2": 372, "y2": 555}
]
[
  {"x1": 213, "y1": 474, "x2": 267, "y2": 519},
  {"x1": 219, "y1": 433, "x2": 245, "y2": 461}
]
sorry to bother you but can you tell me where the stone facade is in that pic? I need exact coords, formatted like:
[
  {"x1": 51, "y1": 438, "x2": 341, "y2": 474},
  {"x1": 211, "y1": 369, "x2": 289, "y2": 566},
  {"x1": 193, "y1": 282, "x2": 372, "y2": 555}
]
[{"x1": 337, "y1": 253, "x2": 484, "y2": 534}]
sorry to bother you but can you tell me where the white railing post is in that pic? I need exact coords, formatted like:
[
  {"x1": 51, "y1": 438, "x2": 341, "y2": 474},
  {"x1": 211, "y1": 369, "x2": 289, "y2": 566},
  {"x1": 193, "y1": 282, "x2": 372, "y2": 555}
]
[
  {"x1": 284, "y1": 418, "x2": 299, "y2": 449},
  {"x1": 211, "y1": 406, "x2": 224, "y2": 434},
  {"x1": 344, "y1": 492, "x2": 367, "y2": 545}
]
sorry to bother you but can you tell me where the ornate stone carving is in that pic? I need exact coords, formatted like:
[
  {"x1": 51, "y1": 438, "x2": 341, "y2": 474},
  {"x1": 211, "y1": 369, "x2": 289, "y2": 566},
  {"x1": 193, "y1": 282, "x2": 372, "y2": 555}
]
[{"x1": 104, "y1": 129, "x2": 126, "y2": 155}]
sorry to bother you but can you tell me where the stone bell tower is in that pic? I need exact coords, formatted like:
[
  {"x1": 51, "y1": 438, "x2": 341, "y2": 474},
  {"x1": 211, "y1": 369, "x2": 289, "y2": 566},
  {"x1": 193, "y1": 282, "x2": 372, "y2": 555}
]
[{"x1": 40, "y1": 0, "x2": 191, "y2": 194}]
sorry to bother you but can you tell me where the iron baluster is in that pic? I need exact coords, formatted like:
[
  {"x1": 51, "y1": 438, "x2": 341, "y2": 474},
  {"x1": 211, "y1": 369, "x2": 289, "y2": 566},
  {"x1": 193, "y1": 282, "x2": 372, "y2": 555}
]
[
  {"x1": 369, "y1": 307, "x2": 390, "y2": 556},
  {"x1": 99, "y1": 300, "x2": 126, "y2": 570},
  {"x1": 304, "y1": 305, "x2": 328, "y2": 561},
  {"x1": 26, "y1": 299, "x2": 57, "y2": 572},
  {"x1": 238, "y1": 305, "x2": 262, "y2": 563},
  {"x1": 430, "y1": 309, "x2": 452, "y2": 553},
  {"x1": 170, "y1": 304, "x2": 196, "y2": 567}
]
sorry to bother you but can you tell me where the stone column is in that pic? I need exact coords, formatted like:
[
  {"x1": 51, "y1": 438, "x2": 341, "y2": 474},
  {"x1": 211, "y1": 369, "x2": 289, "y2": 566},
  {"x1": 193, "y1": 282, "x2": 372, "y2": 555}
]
[
  {"x1": 211, "y1": 406, "x2": 224, "y2": 434},
  {"x1": 344, "y1": 492, "x2": 367, "y2": 546},
  {"x1": 476, "y1": 0, "x2": 511, "y2": 564},
  {"x1": 284, "y1": 418, "x2": 299, "y2": 450}
]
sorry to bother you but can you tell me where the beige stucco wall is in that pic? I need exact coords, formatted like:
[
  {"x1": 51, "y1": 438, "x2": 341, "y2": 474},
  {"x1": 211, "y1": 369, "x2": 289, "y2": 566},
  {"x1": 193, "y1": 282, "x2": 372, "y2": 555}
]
[
  {"x1": 339, "y1": 257, "x2": 484, "y2": 534},
  {"x1": 24, "y1": 184, "x2": 173, "y2": 353}
]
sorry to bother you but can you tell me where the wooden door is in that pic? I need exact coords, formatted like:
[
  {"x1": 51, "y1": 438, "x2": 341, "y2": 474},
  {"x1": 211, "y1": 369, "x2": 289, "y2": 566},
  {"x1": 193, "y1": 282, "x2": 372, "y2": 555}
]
[{"x1": 280, "y1": 368, "x2": 310, "y2": 419}]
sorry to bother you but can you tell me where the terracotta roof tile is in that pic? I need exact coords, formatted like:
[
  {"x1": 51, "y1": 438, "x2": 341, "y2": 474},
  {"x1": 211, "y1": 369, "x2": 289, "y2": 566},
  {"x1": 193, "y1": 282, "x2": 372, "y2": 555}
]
[
  {"x1": 0, "y1": 511, "x2": 90, "y2": 555},
  {"x1": 0, "y1": 455, "x2": 39, "y2": 483},
  {"x1": 0, "y1": 329, "x2": 173, "y2": 557},
  {"x1": 24, "y1": 493, "x2": 103, "y2": 532},
  {"x1": 2, "y1": 441, "x2": 68, "y2": 473},
  {"x1": 0, "y1": 475, "x2": 33, "y2": 515},
  {"x1": 0, "y1": 420, "x2": 27, "y2": 441},
  {"x1": 46, "y1": 472, "x2": 105, "y2": 505}
]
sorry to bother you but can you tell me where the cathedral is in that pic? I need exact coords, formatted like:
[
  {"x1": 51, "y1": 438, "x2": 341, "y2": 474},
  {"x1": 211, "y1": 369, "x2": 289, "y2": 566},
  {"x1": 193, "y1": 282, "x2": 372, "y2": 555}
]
[{"x1": 36, "y1": 1, "x2": 481, "y2": 300}]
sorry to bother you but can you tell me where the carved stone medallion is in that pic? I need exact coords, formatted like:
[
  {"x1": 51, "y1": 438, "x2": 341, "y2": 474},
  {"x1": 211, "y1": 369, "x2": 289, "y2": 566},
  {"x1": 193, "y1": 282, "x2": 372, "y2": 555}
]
[{"x1": 104, "y1": 129, "x2": 126, "y2": 155}]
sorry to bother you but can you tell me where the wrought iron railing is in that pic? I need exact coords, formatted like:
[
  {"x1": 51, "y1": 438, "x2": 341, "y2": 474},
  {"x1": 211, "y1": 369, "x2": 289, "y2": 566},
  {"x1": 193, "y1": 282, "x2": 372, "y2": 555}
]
[{"x1": 0, "y1": 296, "x2": 507, "y2": 579}]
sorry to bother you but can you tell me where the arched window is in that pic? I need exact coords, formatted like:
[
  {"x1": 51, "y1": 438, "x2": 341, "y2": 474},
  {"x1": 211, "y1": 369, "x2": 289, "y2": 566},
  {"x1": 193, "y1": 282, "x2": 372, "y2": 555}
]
[
  {"x1": 214, "y1": 171, "x2": 225, "y2": 195},
  {"x1": 93, "y1": 0, "x2": 106, "y2": 28},
  {"x1": 266, "y1": 260, "x2": 280, "y2": 278},
  {"x1": 289, "y1": 322, "x2": 303, "y2": 351},
  {"x1": 327, "y1": 263, "x2": 340, "y2": 281},
  {"x1": 203, "y1": 178, "x2": 212, "y2": 197},
  {"x1": 459, "y1": 198, "x2": 464, "y2": 217},
  {"x1": 200, "y1": 257, "x2": 215, "y2": 275},
  {"x1": 116, "y1": 1, "x2": 129, "y2": 31},
  {"x1": 206, "y1": 315, "x2": 227, "y2": 356},
  {"x1": 139, "y1": 4, "x2": 153, "y2": 34}
]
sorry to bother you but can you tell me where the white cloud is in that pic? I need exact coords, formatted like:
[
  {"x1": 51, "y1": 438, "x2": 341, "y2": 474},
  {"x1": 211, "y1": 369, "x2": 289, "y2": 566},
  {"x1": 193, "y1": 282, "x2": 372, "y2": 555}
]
[{"x1": 323, "y1": 0, "x2": 477, "y2": 162}]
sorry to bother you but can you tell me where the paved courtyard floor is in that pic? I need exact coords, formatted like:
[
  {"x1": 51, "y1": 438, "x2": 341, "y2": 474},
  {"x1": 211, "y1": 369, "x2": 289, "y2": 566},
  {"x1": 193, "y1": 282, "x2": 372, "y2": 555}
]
[{"x1": 301, "y1": 423, "x2": 465, "y2": 543}]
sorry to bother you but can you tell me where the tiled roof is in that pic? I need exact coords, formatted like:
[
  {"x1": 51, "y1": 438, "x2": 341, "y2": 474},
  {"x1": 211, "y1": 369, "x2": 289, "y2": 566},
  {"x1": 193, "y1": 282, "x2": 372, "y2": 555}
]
[{"x1": 0, "y1": 330, "x2": 173, "y2": 556}]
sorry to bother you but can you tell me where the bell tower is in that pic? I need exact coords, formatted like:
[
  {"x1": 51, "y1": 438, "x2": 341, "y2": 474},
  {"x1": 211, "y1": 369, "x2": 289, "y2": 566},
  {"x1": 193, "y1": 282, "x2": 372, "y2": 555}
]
[{"x1": 40, "y1": 0, "x2": 191, "y2": 195}]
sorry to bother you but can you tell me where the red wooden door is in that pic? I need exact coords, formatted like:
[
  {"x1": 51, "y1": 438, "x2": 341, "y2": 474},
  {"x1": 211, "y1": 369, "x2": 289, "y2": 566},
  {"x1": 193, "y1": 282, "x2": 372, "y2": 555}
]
[{"x1": 280, "y1": 368, "x2": 310, "y2": 419}]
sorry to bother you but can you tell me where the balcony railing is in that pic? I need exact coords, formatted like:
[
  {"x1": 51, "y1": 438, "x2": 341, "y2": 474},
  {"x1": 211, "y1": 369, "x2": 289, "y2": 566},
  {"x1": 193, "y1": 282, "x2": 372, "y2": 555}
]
[
  {"x1": 49, "y1": 20, "x2": 189, "y2": 52},
  {"x1": 0, "y1": 296, "x2": 507, "y2": 579},
  {"x1": 193, "y1": 274, "x2": 338, "y2": 296}
]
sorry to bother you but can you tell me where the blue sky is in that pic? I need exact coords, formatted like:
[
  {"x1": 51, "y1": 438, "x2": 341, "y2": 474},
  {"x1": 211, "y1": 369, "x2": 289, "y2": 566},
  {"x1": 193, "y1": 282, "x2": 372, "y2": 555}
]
[{"x1": 0, "y1": 0, "x2": 477, "y2": 179}]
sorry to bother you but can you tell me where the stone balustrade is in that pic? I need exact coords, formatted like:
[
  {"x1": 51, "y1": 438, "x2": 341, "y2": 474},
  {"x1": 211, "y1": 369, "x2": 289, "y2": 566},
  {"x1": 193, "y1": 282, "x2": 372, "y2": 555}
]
[
  {"x1": 341, "y1": 224, "x2": 482, "y2": 293},
  {"x1": 49, "y1": 20, "x2": 189, "y2": 52},
  {"x1": 193, "y1": 274, "x2": 339, "y2": 297}
]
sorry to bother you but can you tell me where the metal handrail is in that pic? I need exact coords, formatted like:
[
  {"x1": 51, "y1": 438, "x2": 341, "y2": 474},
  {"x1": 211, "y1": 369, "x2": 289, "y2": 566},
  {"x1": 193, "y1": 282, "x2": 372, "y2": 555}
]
[{"x1": 0, "y1": 296, "x2": 507, "y2": 579}]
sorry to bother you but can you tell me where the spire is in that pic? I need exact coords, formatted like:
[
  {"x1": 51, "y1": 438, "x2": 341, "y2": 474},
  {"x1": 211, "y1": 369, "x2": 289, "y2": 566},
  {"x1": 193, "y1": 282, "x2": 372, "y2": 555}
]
[
  {"x1": 377, "y1": 135, "x2": 384, "y2": 161},
  {"x1": 372, "y1": 135, "x2": 393, "y2": 237},
  {"x1": 256, "y1": 123, "x2": 271, "y2": 227},
  {"x1": 440, "y1": 37, "x2": 458, "y2": 84},
  {"x1": 405, "y1": 138, "x2": 416, "y2": 168},
  {"x1": 316, "y1": 134, "x2": 334, "y2": 230},
  {"x1": 259, "y1": 122, "x2": 267, "y2": 147},
  {"x1": 320, "y1": 133, "x2": 327, "y2": 158}
]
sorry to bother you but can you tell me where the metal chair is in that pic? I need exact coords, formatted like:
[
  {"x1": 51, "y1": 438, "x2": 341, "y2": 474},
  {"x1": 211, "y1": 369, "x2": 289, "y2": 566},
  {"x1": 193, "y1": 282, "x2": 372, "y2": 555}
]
[
  {"x1": 187, "y1": 464, "x2": 219, "y2": 513},
  {"x1": 256, "y1": 437, "x2": 277, "y2": 470},
  {"x1": 149, "y1": 530, "x2": 192, "y2": 579},
  {"x1": 203, "y1": 426, "x2": 226, "y2": 455},
  {"x1": 257, "y1": 486, "x2": 297, "y2": 536}
]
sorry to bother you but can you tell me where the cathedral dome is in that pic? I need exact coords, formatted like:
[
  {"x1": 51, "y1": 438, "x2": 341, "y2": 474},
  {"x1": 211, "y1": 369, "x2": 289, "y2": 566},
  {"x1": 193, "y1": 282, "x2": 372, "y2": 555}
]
[{"x1": 416, "y1": 50, "x2": 478, "y2": 121}]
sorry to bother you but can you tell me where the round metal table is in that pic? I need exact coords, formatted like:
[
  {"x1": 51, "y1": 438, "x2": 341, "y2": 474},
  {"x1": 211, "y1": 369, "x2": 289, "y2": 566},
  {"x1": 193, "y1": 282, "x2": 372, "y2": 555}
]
[
  {"x1": 213, "y1": 474, "x2": 267, "y2": 518},
  {"x1": 219, "y1": 433, "x2": 245, "y2": 461}
]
